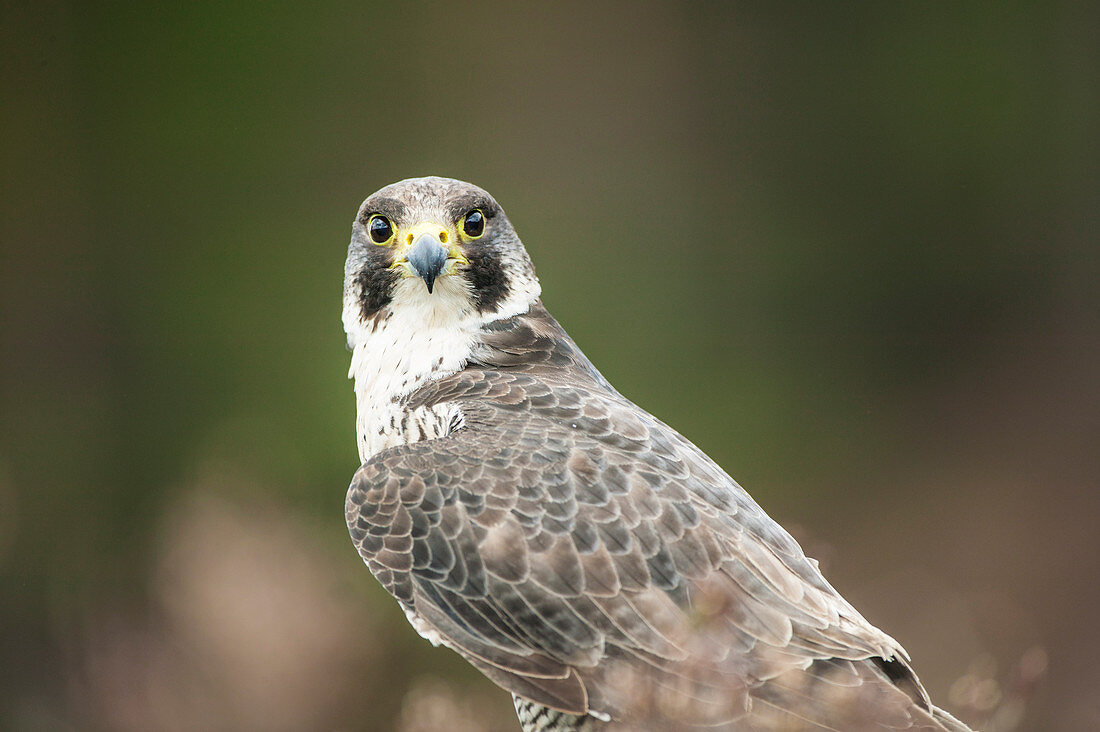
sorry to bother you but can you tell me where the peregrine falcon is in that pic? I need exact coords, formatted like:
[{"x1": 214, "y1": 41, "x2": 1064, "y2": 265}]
[{"x1": 342, "y1": 177, "x2": 972, "y2": 731}]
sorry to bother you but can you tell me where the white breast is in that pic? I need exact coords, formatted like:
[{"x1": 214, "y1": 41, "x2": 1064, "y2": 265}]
[
  {"x1": 347, "y1": 279, "x2": 476, "y2": 462},
  {"x1": 344, "y1": 265, "x2": 541, "y2": 463}
]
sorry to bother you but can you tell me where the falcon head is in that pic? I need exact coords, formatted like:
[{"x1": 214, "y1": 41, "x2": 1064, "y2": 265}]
[{"x1": 342, "y1": 177, "x2": 541, "y2": 344}]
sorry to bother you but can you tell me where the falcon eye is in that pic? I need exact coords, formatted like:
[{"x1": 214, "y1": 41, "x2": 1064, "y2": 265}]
[
  {"x1": 368, "y1": 215, "x2": 394, "y2": 244},
  {"x1": 462, "y1": 209, "x2": 485, "y2": 239}
]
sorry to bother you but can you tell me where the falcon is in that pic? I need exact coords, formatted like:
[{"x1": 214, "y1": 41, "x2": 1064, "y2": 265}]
[{"x1": 342, "y1": 177, "x2": 972, "y2": 731}]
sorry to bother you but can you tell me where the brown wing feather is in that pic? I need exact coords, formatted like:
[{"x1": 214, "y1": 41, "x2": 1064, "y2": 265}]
[{"x1": 346, "y1": 306, "x2": 951, "y2": 729}]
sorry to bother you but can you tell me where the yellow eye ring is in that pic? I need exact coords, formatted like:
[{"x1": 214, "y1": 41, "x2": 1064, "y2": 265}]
[
  {"x1": 368, "y1": 215, "x2": 395, "y2": 245},
  {"x1": 462, "y1": 209, "x2": 485, "y2": 239}
]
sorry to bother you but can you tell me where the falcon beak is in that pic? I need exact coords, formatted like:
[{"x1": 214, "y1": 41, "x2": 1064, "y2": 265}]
[
  {"x1": 390, "y1": 221, "x2": 451, "y2": 294},
  {"x1": 407, "y1": 231, "x2": 448, "y2": 293},
  {"x1": 390, "y1": 221, "x2": 471, "y2": 294}
]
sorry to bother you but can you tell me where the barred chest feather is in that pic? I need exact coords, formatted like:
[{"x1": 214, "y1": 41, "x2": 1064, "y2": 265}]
[
  {"x1": 345, "y1": 264, "x2": 542, "y2": 463},
  {"x1": 347, "y1": 285, "x2": 475, "y2": 463}
]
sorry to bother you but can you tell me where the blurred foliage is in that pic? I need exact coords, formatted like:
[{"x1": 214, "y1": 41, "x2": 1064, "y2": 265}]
[{"x1": 1, "y1": 1, "x2": 1096, "y2": 730}]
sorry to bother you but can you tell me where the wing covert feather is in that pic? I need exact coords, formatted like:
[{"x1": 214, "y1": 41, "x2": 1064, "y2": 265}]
[{"x1": 346, "y1": 363, "x2": 936, "y2": 727}]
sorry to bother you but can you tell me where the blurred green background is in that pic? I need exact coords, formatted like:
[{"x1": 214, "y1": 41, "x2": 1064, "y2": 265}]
[{"x1": 2, "y1": 2, "x2": 1097, "y2": 730}]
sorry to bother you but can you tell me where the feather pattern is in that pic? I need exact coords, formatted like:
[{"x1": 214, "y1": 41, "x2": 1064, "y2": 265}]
[
  {"x1": 343, "y1": 177, "x2": 972, "y2": 731},
  {"x1": 347, "y1": 302, "x2": 969, "y2": 730}
]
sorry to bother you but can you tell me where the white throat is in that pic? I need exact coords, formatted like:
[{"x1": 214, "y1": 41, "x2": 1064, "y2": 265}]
[{"x1": 344, "y1": 272, "x2": 540, "y2": 463}]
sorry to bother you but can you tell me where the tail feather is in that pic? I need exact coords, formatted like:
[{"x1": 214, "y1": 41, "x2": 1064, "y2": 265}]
[
  {"x1": 930, "y1": 705, "x2": 974, "y2": 732},
  {"x1": 747, "y1": 657, "x2": 975, "y2": 731}
]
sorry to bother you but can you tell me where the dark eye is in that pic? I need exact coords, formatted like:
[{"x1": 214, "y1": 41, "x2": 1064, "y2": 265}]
[
  {"x1": 368, "y1": 215, "x2": 394, "y2": 244},
  {"x1": 462, "y1": 209, "x2": 485, "y2": 238}
]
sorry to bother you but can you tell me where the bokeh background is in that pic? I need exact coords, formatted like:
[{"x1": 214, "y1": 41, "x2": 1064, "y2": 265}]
[{"x1": 2, "y1": 2, "x2": 1097, "y2": 730}]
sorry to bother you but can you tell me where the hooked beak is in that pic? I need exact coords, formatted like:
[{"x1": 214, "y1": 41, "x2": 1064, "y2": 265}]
[
  {"x1": 407, "y1": 232, "x2": 449, "y2": 293},
  {"x1": 391, "y1": 221, "x2": 467, "y2": 294}
]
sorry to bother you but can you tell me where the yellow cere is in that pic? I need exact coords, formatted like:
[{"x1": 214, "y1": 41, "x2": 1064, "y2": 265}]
[
  {"x1": 388, "y1": 220, "x2": 470, "y2": 273},
  {"x1": 403, "y1": 221, "x2": 450, "y2": 247}
]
